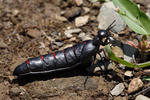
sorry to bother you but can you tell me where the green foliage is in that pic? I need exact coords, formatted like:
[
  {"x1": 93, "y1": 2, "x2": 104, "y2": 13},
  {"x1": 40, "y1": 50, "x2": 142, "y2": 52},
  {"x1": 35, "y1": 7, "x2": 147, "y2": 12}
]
[
  {"x1": 91, "y1": 0, "x2": 111, "y2": 2},
  {"x1": 143, "y1": 76, "x2": 150, "y2": 81},
  {"x1": 106, "y1": 45, "x2": 150, "y2": 68},
  {"x1": 92, "y1": 0, "x2": 150, "y2": 68},
  {"x1": 113, "y1": 0, "x2": 150, "y2": 36},
  {"x1": 91, "y1": 0, "x2": 98, "y2": 2},
  {"x1": 105, "y1": 0, "x2": 150, "y2": 68}
]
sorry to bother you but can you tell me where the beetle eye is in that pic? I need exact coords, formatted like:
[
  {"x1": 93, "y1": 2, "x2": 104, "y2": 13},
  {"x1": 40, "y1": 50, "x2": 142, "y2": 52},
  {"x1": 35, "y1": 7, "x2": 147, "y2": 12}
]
[{"x1": 100, "y1": 32, "x2": 105, "y2": 36}]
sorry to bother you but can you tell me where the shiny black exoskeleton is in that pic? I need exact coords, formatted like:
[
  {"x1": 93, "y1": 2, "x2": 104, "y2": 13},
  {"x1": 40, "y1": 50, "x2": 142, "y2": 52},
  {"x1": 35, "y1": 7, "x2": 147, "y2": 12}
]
[{"x1": 13, "y1": 21, "x2": 115, "y2": 76}]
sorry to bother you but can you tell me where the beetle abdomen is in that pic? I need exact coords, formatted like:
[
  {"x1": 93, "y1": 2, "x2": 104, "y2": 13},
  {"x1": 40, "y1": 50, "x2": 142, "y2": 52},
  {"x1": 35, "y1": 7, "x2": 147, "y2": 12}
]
[{"x1": 13, "y1": 41, "x2": 89, "y2": 76}]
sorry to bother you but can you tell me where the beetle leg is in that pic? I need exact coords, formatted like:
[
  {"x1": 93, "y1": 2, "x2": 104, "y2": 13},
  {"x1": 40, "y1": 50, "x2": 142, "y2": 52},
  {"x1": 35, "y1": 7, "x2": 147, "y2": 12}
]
[
  {"x1": 97, "y1": 49, "x2": 107, "y2": 71},
  {"x1": 84, "y1": 55, "x2": 96, "y2": 89},
  {"x1": 83, "y1": 75, "x2": 89, "y2": 89}
]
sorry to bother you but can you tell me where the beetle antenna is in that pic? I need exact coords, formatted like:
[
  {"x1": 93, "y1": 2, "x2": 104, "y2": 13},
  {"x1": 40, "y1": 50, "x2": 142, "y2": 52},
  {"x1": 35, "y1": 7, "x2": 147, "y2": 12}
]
[{"x1": 106, "y1": 20, "x2": 116, "y2": 32}]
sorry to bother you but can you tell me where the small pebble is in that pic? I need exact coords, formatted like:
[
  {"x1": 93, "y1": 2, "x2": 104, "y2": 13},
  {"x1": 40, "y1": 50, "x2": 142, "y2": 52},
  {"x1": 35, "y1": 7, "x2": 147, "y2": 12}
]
[
  {"x1": 128, "y1": 77, "x2": 143, "y2": 94},
  {"x1": 135, "y1": 95, "x2": 150, "y2": 100},
  {"x1": 39, "y1": 42, "x2": 46, "y2": 49},
  {"x1": 10, "y1": 87, "x2": 22, "y2": 96},
  {"x1": 114, "y1": 96, "x2": 128, "y2": 100},
  {"x1": 144, "y1": 69, "x2": 150, "y2": 73},
  {"x1": 27, "y1": 29, "x2": 41, "y2": 38},
  {"x1": 75, "y1": 0, "x2": 83, "y2": 6},
  {"x1": 112, "y1": 46, "x2": 124, "y2": 58},
  {"x1": 60, "y1": 44, "x2": 72, "y2": 50},
  {"x1": 83, "y1": 35, "x2": 92, "y2": 41},
  {"x1": 78, "y1": 32, "x2": 92, "y2": 41},
  {"x1": 110, "y1": 83, "x2": 125, "y2": 96},
  {"x1": 79, "y1": 32, "x2": 86, "y2": 39},
  {"x1": 0, "y1": 40, "x2": 7, "y2": 48},
  {"x1": 64, "y1": 7, "x2": 81, "y2": 21},
  {"x1": 124, "y1": 71, "x2": 133, "y2": 77},
  {"x1": 12, "y1": 9, "x2": 19, "y2": 16},
  {"x1": 55, "y1": 15, "x2": 67, "y2": 22},
  {"x1": 75, "y1": 15, "x2": 89, "y2": 27},
  {"x1": 92, "y1": 2, "x2": 101, "y2": 8},
  {"x1": 83, "y1": 7, "x2": 90, "y2": 14},
  {"x1": 69, "y1": 37, "x2": 77, "y2": 42},
  {"x1": 64, "y1": 28, "x2": 81, "y2": 38},
  {"x1": 54, "y1": 41, "x2": 63, "y2": 47},
  {"x1": 123, "y1": 55, "x2": 133, "y2": 63}
]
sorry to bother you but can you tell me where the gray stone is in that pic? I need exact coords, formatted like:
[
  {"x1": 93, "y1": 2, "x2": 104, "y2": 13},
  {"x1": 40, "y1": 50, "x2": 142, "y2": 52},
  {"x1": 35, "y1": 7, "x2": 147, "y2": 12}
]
[
  {"x1": 54, "y1": 41, "x2": 63, "y2": 47},
  {"x1": 78, "y1": 32, "x2": 92, "y2": 41},
  {"x1": 110, "y1": 83, "x2": 125, "y2": 96},
  {"x1": 27, "y1": 29, "x2": 41, "y2": 38},
  {"x1": 124, "y1": 71, "x2": 133, "y2": 77},
  {"x1": 124, "y1": 55, "x2": 133, "y2": 63},
  {"x1": 39, "y1": 42, "x2": 45, "y2": 48},
  {"x1": 135, "y1": 95, "x2": 150, "y2": 100},
  {"x1": 64, "y1": 28, "x2": 82, "y2": 38},
  {"x1": 55, "y1": 15, "x2": 67, "y2": 22},
  {"x1": 97, "y1": 2, "x2": 126, "y2": 32},
  {"x1": 128, "y1": 78, "x2": 143, "y2": 94},
  {"x1": 75, "y1": 15, "x2": 89, "y2": 27}
]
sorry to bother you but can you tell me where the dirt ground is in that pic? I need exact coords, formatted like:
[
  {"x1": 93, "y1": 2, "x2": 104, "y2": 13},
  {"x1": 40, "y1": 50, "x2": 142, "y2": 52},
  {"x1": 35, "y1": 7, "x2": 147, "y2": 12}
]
[{"x1": 0, "y1": 0, "x2": 150, "y2": 100}]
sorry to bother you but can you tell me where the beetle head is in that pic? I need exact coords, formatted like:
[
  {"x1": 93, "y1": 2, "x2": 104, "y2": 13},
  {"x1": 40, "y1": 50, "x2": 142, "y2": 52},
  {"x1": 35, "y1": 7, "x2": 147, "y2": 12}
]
[{"x1": 96, "y1": 20, "x2": 116, "y2": 46}]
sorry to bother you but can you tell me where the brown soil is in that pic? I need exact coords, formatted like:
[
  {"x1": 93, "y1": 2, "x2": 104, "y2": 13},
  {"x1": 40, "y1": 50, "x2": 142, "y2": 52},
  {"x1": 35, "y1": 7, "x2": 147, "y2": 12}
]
[{"x1": 0, "y1": 0, "x2": 149, "y2": 100}]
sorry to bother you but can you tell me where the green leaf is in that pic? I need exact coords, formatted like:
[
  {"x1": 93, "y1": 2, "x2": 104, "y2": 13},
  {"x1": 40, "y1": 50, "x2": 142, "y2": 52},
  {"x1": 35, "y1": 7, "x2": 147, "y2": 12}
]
[
  {"x1": 138, "y1": 11, "x2": 150, "y2": 35},
  {"x1": 106, "y1": 45, "x2": 150, "y2": 68},
  {"x1": 143, "y1": 76, "x2": 150, "y2": 81},
  {"x1": 113, "y1": 0, "x2": 150, "y2": 36},
  {"x1": 121, "y1": 15, "x2": 148, "y2": 35},
  {"x1": 91, "y1": 0, "x2": 98, "y2": 2},
  {"x1": 106, "y1": 45, "x2": 137, "y2": 68},
  {"x1": 137, "y1": 61, "x2": 150, "y2": 68},
  {"x1": 113, "y1": 0, "x2": 139, "y2": 20},
  {"x1": 91, "y1": 0, "x2": 111, "y2": 2}
]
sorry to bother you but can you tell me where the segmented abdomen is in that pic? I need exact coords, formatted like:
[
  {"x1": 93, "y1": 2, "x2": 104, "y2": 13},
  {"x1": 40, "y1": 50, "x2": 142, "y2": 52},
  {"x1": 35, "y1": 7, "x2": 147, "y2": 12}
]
[{"x1": 13, "y1": 41, "x2": 87, "y2": 76}]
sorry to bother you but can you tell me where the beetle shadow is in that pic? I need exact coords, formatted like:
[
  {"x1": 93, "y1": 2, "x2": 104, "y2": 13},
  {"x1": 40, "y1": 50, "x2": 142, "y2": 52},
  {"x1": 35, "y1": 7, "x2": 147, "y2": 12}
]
[
  {"x1": 12, "y1": 59, "x2": 123, "y2": 86},
  {"x1": 12, "y1": 67, "x2": 92, "y2": 86}
]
